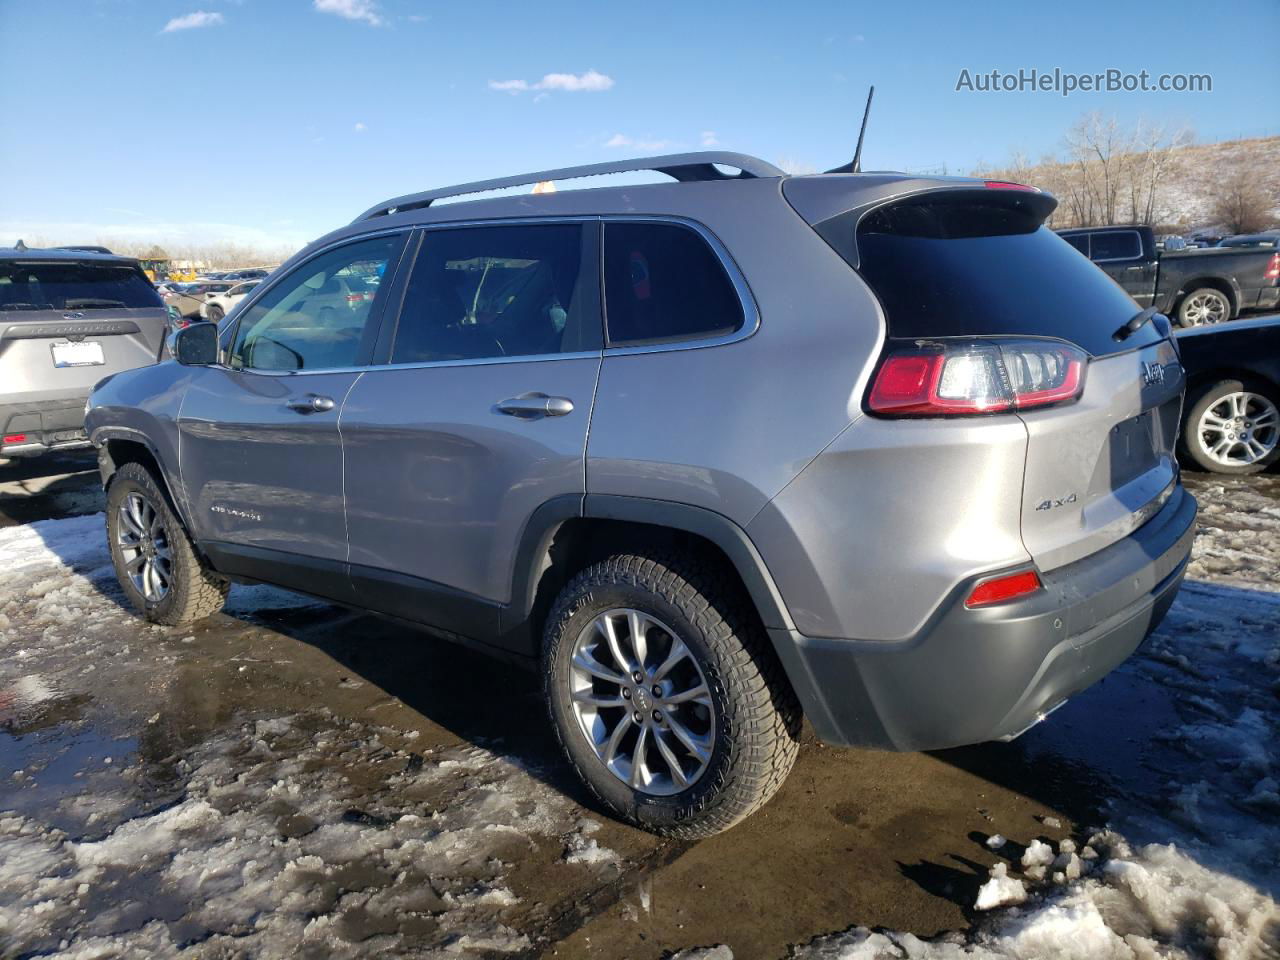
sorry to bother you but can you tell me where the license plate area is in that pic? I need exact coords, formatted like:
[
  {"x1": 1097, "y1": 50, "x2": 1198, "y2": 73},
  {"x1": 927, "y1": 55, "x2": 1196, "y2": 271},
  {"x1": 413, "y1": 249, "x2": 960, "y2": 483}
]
[
  {"x1": 1108, "y1": 410, "x2": 1161, "y2": 488},
  {"x1": 50, "y1": 340, "x2": 105, "y2": 367}
]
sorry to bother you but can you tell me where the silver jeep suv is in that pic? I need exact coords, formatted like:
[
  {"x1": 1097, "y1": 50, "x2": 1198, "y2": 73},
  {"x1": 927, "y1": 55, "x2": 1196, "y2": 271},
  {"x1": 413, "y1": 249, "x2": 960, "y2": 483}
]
[{"x1": 85, "y1": 152, "x2": 1197, "y2": 837}]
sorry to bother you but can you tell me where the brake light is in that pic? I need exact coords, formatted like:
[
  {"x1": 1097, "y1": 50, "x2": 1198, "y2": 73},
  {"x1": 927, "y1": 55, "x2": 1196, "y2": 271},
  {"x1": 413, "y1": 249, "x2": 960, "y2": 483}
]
[
  {"x1": 984, "y1": 180, "x2": 1037, "y2": 192},
  {"x1": 965, "y1": 570, "x2": 1042, "y2": 608},
  {"x1": 1265, "y1": 253, "x2": 1280, "y2": 281},
  {"x1": 3, "y1": 434, "x2": 27, "y2": 444},
  {"x1": 868, "y1": 339, "x2": 1086, "y2": 416},
  {"x1": 346, "y1": 293, "x2": 365, "y2": 303}
]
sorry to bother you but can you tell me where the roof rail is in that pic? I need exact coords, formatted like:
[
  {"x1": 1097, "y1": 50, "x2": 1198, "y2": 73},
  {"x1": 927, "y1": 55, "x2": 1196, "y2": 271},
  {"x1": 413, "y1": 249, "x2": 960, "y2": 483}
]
[{"x1": 353, "y1": 151, "x2": 785, "y2": 223}]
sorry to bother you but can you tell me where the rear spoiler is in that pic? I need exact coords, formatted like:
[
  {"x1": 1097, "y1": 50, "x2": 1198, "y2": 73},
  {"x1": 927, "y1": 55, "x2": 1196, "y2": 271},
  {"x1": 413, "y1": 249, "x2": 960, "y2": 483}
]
[{"x1": 783, "y1": 177, "x2": 1058, "y2": 270}]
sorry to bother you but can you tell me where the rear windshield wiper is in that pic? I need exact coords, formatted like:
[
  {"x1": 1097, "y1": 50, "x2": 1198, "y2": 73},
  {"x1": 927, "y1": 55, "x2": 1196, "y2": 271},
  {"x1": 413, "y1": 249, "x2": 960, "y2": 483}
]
[
  {"x1": 61, "y1": 298, "x2": 127, "y2": 309},
  {"x1": 1114, "y1": 305, "x2": 1161, "y2": 341}
]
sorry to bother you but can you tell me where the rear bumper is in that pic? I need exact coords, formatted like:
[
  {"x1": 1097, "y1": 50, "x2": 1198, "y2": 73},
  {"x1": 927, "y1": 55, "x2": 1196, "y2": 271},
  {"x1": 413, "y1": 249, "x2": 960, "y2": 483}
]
[
  {"x1": 768, "y1": 484, "x2": 1197, "y2": 752},
  {"x1": 0, "y1": 395, "x2": 92, "y2": 457}
]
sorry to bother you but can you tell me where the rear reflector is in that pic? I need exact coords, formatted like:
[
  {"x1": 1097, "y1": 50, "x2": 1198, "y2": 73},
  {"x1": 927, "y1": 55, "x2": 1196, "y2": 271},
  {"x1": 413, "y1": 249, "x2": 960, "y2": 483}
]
[
  {"x1": 868, "y1": 338, "x2": 1086, "y2": 416},
  {"x1": 965, "y1": 570, "x2": 1043, "y2": 608},
  {"x1": 3, "y1": 434, "x2": 27, "y2": 444}
]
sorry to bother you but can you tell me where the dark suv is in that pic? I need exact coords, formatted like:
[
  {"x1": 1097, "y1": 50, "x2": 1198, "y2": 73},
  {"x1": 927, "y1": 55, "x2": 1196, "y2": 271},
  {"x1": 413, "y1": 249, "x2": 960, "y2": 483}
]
[
  {"x1": 1, "y1": 246, "x2": 168, "y2": 461},
  {"x1": 85, "y1": 152, "x2": 1196, "y2": 837}
]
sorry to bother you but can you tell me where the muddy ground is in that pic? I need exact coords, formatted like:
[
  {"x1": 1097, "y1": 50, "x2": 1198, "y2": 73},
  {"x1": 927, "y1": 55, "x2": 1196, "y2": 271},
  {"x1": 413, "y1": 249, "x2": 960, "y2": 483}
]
[{"x1": 0, "y1": 453, "x2": 1276, "y2": 958}]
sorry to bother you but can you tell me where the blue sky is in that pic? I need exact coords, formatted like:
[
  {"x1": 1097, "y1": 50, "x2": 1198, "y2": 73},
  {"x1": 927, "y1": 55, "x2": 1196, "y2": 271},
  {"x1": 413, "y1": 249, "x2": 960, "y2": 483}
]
[{"x1": 1, "y1": 0, "x2": 1276, "y2": 252}]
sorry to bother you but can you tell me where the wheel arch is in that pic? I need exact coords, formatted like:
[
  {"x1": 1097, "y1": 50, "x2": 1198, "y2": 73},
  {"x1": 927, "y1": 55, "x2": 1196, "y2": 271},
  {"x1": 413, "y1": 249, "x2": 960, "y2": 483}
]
[
  {"x1": 95, "y1": 430, "x2": 191, "y2": 530},
  {"x1": 503, "y1": 495, "x2": 796, "y2": 656},
  {"x1": 1173, "y1": 276, "x2": 1240, "y2": 320},
  {"x1": 1184, "y1": 366, "x2": 1280, "y2": 402}
]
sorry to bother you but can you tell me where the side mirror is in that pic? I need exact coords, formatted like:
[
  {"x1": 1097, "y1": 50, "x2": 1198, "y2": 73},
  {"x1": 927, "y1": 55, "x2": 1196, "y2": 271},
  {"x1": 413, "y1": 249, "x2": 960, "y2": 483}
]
[{"x1": 171, "y1": 322, "x2": 219, "y2": 366}]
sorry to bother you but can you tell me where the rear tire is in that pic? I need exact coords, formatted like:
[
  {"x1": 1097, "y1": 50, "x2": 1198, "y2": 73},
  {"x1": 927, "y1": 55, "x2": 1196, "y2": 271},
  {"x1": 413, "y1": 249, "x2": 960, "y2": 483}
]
[
  {"x1": 1176, "y1": 287, "x2": 1230, "y2": 327},
  {"x1": 543, "y1": 551, "x2": 801, "y2": 838},
  {"x1": 1180, "y1": 378, "x2": 1280, "y2": 475},
  {"x1": 106, "y1": 463, "x2": 229, "y2": 624}
]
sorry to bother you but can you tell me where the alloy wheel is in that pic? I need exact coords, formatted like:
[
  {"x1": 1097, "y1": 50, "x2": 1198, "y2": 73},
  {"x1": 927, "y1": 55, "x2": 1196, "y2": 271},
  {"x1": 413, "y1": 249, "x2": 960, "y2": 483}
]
[
  {"x1": 1182, "y1": 291, "x2": 1227, "y2": 325},
  {"x1": 1197, "y1": 391, "x2": 1279, "y2": 466},
  {"x1": 568, "y1": 608, "x2": 715, "y2": 796},
  {"x1": 116, "y1": 491, "x2": 172, "y2": 602}
]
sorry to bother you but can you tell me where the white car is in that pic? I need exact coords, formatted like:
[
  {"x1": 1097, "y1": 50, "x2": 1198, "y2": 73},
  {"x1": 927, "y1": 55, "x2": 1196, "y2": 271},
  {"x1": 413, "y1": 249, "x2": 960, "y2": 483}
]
[{"x1": 200, "y1": 280, "x2": 261, "y2": 322}]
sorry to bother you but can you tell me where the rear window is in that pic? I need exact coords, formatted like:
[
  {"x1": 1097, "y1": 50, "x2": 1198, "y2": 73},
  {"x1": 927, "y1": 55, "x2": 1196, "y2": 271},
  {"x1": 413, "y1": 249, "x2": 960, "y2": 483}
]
[
  {"x1": 855, "y1": 195, "x2": 1161, "y2": 357},
  {"x1": 0, "y1": 261, "x2": 162, "y2": 311}
]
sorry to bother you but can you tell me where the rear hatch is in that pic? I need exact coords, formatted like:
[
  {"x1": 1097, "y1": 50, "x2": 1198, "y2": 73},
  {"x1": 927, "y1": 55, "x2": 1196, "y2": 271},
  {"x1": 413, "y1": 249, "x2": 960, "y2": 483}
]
[
  {"x1": 0, "y1": 257, "x2": 168, "y2": 446},
  {"x1": 851, "y1": 187, "x2": 1182, "y2": 573}
]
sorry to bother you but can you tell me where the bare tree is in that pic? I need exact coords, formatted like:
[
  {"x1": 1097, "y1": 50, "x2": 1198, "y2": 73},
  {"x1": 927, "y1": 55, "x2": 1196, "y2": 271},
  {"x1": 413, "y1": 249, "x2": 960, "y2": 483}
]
[{"x1": 1211, "y1": 161, "x2": 1275, "y2": 234}]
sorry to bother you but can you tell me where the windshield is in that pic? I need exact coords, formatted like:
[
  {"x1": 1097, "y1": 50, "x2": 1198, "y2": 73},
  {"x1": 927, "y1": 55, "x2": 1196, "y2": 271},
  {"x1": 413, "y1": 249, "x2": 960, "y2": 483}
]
[{"x1": 0, "y1": 261, "x2": 162, "y2": 311}]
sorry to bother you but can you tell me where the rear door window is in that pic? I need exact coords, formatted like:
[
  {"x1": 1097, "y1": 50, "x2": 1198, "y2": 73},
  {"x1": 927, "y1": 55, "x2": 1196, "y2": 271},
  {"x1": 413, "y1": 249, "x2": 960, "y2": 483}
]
[
  {"x1": 0, "y1": 262, "x2": 161, "y2": 310},
  {"x1": 856, "y1": 194, "x2": 1160, "y2": 357},
  {"x1": 391, "y1": 222, "x2": 597, "y2": 363},
  {"x1": 603, "y1": 221, "x2": 744, "y2": 346},
  {"x1": 1089, "y1": 230, "x2": 1142, "y2": 262}
]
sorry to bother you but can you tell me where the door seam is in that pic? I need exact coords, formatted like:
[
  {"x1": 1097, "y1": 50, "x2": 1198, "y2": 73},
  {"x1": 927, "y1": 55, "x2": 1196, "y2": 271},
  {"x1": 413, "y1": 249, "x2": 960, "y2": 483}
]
[{"x1": 337, "y1": 371, "x2": 365, "y2": 565}]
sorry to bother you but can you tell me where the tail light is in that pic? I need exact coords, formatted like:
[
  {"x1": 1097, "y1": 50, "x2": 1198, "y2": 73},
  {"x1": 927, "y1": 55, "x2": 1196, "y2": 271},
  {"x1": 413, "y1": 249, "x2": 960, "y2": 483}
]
[
  {"x1": 3, "y1": 434, "x2": 27, "y2": 445},
  {"x1": 868, "y1": 339, "x2": 1086, "y2": 416},
  {"x1": 984, "y1": 180, "x2": 1038, "y2": 192},
  {"x1": 346, "y1": 293, "x2": 366, "y2": 304},
  {"x1": 965, "y1": 570, "x2": 1043, "y2": 608},
  {"x1": 1265, "y1": 253, "x2": 1280, "y2": 282}
]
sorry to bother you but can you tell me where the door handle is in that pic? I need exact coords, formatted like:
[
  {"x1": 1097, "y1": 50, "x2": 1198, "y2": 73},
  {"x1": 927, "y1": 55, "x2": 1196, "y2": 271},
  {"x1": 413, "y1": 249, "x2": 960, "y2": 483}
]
[
  {"x1": 287, "y1": 394, "x2": 335, "y2": 414},
  {"x1": 495, "y1": 393, "x2": 574, "y2": 419}
]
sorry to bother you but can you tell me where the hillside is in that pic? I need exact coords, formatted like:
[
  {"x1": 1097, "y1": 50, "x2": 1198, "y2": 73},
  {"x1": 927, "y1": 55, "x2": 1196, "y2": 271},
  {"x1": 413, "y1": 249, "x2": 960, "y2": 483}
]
[{"x1": 976, "y1": 134, "x2": 1280, "y2": 232}]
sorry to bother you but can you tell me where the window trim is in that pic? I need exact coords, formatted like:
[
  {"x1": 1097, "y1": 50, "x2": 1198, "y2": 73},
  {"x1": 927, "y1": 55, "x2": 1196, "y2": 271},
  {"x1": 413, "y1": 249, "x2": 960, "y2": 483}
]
[
  {"x1": 600, "y1": 215, "x2": 759, "y2": 355},
  {"x1": 1085, "y1": 229, "x2": 1144, "y2": 264},
  {"x1": 217, "y1": 227, "x2": 410, "y2": 377}
]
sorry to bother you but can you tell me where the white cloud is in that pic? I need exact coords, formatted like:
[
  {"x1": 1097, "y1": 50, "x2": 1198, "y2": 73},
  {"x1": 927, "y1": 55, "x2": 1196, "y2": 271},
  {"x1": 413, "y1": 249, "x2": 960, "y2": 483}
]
[
  {"x1": 313, "y1": 0, "x2": 384, "y2": 27},
  {"x1": 353, "y1": 122, "x2": 367, "y2": 132},
  {"x1": 489, "y1": 70, "x2": 613, "y2": 95},
  {"x1": 161, "y1": 11, "x2": 225, "y2": 32},
  {"x1": 700, "y1": 131, "x2": 720, "y2": 147},
  {"x1": 604, "y1": 134, "x2": 674, "y2": 151}
]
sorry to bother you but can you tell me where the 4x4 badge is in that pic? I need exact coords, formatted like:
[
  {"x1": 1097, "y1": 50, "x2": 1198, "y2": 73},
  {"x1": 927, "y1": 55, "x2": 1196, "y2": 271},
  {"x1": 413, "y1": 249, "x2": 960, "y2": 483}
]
[
  {"x1": 1142, "y1": 361, "x2": 1165, "y2": 386},
  {"x1": 1036, "y1": 493, "x2": 1078, "y2": 511}
]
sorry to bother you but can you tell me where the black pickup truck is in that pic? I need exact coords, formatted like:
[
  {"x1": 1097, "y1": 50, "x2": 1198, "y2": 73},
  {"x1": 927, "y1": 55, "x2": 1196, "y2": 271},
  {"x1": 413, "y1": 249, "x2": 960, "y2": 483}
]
[{"x1": 1058, "y1": 225, "x2": 1280, "y2": 327}]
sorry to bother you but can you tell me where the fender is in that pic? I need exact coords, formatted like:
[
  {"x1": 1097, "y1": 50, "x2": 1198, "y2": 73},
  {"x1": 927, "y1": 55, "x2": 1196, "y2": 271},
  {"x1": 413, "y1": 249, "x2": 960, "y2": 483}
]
[{"x1": 91, "y1": 426, "x2": 193, "y2": 531}]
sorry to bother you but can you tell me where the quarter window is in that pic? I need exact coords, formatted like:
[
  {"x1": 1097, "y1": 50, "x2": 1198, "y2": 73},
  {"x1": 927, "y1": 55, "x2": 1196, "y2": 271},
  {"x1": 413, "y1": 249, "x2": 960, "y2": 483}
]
[
  {"x1": 603, "y1": 221, "x2": 744, "y2": 346},
  {"x1": 391, "y1": 223, "x2": 596, "y2": 363},
  {"x1": 230, "y1": 234, "x2": 399, "y2": 372}
]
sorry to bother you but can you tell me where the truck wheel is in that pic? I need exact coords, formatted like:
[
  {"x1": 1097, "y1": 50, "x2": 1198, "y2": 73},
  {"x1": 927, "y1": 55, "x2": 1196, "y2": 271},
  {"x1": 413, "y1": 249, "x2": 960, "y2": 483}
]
[
  {"x1": 1177, "y1": 288, "x2": 1230, "y2": 326},
  {"x1": 543, "y1": 552, "x2": 801, "y2": 838},
  {"x1": 106, "y1": 462, "x2": 229, "y2": 625},
  {"x1": 1180, "y1": 378, "x2": 1280, "y2": 475}
]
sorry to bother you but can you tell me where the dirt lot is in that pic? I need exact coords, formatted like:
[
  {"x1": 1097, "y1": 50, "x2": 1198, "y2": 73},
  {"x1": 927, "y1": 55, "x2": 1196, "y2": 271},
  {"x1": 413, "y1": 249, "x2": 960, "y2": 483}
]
[{"x1": 0, "y1": 454, "x2": 1276, "y2": 958}]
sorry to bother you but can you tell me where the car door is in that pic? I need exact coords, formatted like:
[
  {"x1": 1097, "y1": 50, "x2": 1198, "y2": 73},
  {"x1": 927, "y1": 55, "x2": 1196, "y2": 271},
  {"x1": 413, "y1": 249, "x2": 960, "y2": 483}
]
[
  {"x1": 178, "y1": 231, "x2": 408, "y2": 597},
  {"x1": 340, "y1": 221, "x2": 601, "y2": 646},
  {"x1": 1089, "y1": 229, "x2": 1155, "y2": 306}
]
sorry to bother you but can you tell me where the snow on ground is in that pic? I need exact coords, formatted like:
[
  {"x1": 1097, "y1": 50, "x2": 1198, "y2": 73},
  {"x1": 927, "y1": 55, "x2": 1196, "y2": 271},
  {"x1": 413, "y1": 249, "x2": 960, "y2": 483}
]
[
  {"x1": 0, "y1": 515, "x2": 615, "y2": 957},
  {"x1": 1, "y1": 478, "x2": 1278, "y2": 958}
]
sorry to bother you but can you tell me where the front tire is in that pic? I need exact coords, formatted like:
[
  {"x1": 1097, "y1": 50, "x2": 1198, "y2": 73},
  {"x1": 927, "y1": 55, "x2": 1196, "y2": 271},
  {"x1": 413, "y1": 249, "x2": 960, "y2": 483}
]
[
  {"x1": 543, "y1": 552, "x2": 800, "y2": 838},
  {"x1": 106, "y1": 462, "x2": 229, "y2": 624},
  {"x1": 1176, "y1": 287, "x2": 1230, "y2": 327},
  {"x1": 1180, "y1": 379, "x2": 1280, "y2": 474}
]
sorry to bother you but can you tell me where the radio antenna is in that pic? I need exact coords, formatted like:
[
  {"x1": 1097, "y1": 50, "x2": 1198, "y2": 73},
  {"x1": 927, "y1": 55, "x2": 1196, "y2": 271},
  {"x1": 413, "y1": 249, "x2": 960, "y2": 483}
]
[
  {"x1": 852, "y1": 85, "x2": 874, "y2": 173},
  {"x1": 824, "y1": 86, "x2": 875, "y2": 174}
]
